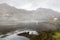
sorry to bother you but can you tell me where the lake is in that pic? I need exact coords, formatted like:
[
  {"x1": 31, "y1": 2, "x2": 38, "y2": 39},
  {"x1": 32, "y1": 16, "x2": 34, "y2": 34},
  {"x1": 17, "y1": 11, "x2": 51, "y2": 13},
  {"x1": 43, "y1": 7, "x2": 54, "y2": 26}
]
[{"x1": 0, "y1": 29, "x2": 38, "y2": 40}]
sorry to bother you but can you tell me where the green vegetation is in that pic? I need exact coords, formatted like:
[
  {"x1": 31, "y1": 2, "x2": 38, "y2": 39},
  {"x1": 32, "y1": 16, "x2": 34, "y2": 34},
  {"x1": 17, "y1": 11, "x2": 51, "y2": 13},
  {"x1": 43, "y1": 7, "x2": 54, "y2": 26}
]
[
  {"x1": 53, "y1": 32, "x2": 60, "y2": 40},
  {"x1": 30, "y1": 31, "x2": 60, "y2": 40},
  {"x1": 30, "y1": 31, "x2": 55, "y2": 40}
]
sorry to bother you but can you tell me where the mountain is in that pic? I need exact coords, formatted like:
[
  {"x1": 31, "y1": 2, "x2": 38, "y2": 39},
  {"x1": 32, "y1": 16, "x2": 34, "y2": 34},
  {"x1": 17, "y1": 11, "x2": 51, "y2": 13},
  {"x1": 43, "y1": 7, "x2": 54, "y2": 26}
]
[
  {"x1": 0, "y1": 3, "x2": 60, "y2": 25},
  {"x1": 0, "y1": 3, "x2": 59, "y2": 34},
  {"x1": 0, "y1": 3, "x2": 33, "y2": 25}
]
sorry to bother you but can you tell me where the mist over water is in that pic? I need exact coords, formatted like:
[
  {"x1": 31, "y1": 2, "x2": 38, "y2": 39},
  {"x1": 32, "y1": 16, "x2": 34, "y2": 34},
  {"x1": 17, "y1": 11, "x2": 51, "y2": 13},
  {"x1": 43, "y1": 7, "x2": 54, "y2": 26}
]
[{"x1": 0, "y1": 2, "x2": 59, "y2": 40}]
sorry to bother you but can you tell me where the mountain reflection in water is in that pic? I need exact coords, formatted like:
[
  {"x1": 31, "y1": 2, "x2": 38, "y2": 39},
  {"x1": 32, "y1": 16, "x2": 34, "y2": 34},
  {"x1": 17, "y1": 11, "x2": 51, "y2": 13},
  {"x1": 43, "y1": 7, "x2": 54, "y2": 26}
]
[
  {"x1": 0, "y1": 30, "x2": 32, "y2": 40},
  {"x1": 0, "y1": 29, "x2": 37, "y2": 40},
  {"x1": 4, "y1": 34, "x2": 30, "y2": 40},
  {"x1": 0, "y1": 35, "x2": 29, "y2": 40}
]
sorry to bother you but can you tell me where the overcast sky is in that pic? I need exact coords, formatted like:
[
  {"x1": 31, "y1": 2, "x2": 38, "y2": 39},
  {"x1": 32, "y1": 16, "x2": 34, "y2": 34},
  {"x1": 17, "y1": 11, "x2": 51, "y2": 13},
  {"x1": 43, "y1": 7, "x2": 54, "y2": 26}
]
[{"x1": 0, "y1": 0, "x2": 60, "y2": 12}]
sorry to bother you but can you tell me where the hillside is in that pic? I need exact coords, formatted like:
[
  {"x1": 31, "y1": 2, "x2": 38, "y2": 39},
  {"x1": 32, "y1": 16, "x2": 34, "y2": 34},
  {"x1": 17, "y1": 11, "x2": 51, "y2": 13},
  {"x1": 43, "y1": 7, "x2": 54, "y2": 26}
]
[
  {"x1": 0, "y1": 3, "x2": 60, "y2": 25},
  {"x1": 0, "y1": 3, "x2": 59, "y2": 34}
]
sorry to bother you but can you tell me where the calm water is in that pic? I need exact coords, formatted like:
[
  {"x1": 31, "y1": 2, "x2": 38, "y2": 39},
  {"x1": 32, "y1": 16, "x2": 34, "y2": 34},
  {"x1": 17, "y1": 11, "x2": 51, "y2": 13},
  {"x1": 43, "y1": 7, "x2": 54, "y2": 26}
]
[
  {"x1": 0, "y1": 29, "x2": 37, "y2": 40},
  {"x1": 0, "y1": 30, "x2": 31, "y2": 40},
  {"x1": 0, "y1": 34, "x2": 29, "y2": 40}
]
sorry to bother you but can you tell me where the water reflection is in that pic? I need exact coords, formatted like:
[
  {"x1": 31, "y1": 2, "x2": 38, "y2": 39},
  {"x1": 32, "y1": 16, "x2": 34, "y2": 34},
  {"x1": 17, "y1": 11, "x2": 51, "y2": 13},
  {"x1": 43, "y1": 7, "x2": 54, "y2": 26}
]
[
  {"x1": 0, "y1": 29, "x2": 38, "y2": 40},
  {"x1": 0, "y1": 34, "x2": 29, "y2": 40}
]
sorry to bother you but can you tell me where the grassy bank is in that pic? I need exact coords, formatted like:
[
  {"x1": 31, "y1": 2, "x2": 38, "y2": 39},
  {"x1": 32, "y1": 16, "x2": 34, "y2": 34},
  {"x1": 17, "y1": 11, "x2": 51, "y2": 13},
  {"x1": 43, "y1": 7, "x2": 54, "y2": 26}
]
[{"x1": 30, "y1": 31, "x2": 60, "y2": 40}]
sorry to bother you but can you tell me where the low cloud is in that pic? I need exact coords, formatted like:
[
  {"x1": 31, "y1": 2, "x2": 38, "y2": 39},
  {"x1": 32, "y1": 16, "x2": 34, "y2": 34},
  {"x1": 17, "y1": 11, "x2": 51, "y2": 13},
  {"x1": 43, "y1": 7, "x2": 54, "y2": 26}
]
[{"x1": 0, "y1": 0, "x2": 60, "y2": 12}]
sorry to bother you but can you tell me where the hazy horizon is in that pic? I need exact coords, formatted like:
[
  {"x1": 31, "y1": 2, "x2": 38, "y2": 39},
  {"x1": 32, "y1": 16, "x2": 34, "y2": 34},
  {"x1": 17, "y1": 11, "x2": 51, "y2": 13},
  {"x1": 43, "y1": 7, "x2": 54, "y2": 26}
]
[{"x1": 0, "y1": 0, "x2": 59, "y2": 12}]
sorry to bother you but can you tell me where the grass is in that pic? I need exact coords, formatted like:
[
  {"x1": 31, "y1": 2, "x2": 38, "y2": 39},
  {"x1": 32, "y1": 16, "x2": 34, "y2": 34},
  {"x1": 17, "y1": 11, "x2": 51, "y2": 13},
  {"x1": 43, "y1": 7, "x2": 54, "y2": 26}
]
[{"x1": 30, "y1": 31, "x2": 60, "y2": 40}]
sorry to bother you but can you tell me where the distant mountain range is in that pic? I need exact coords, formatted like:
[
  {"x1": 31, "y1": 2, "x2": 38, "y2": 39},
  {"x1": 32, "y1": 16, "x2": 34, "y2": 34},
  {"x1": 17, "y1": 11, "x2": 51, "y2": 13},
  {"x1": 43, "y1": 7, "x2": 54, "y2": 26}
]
[
  {"x1": 0, "y1": 3, "x2": 60, "y2": 25},
  {"x1": 0, "y1": 3, "x2": 59, "y2": 34}
]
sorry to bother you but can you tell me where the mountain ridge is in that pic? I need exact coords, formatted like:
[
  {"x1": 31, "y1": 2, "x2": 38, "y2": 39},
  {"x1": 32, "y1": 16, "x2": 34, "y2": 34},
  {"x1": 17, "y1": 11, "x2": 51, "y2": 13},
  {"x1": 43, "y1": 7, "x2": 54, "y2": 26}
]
[{"x1": 0, "y1": 3, "x2": 60, "y2": 25}]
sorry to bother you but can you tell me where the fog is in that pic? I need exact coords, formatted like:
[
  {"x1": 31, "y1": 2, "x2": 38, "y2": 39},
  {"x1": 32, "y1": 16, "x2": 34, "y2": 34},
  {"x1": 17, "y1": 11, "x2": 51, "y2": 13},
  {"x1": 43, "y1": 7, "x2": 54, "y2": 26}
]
[{"x1": 0, "y1": 0, "x2": 60, "y2": 12}]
